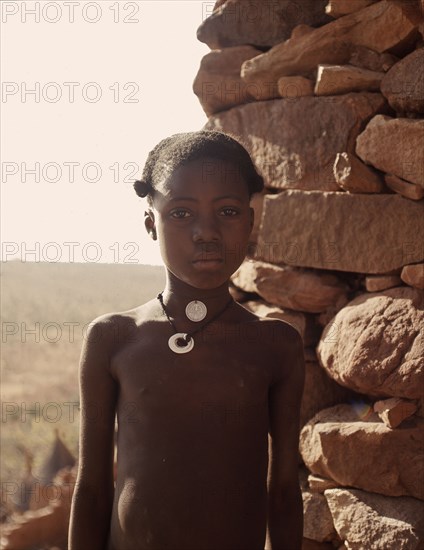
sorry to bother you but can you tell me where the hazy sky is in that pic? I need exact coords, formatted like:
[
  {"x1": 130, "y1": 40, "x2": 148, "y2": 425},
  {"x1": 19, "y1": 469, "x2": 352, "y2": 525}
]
[{"x1": 1, "y1": 0, "x2": 211, "y2": 265}]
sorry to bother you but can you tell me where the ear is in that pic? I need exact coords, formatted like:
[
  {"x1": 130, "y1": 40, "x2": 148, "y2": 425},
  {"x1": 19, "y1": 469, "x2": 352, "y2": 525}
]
[{"x1": 144, "y1": 209, "x2": 157, "y2": 241}]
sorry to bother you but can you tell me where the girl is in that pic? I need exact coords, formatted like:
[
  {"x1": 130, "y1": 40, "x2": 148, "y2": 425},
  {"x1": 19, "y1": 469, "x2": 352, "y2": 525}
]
[{"x1": 68, "y1": 130, "x2": 304, "y2": 550}]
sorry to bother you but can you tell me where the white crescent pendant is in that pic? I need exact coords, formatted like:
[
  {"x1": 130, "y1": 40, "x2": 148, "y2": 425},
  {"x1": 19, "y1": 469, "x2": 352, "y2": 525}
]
[
  {"x1": 168, "y1": 333, "x2": 194, "y2": 354},
  {"x1": 185, "y1": 300, "x2": 207, "y2": 322}
]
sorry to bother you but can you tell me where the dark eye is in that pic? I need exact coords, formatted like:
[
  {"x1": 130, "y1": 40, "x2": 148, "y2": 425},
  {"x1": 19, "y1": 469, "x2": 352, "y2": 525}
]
[
  {"x1": 170, "y1": 209, "x2": 191, "y2": 219},
  {"x1": 220, "y1": 207, "x2": 239, "y2": 216}
]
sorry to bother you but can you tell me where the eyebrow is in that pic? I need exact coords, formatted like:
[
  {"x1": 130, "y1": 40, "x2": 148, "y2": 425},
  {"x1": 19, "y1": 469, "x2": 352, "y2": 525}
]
[{"x1": 167, "y1": 194, "x2": 244, "y2": 203}]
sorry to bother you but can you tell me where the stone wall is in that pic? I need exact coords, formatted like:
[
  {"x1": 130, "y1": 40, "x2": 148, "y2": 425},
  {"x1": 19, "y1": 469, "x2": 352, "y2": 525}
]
[{"x1": 194, "y1": 1, "x2": 424, "y2": 548}]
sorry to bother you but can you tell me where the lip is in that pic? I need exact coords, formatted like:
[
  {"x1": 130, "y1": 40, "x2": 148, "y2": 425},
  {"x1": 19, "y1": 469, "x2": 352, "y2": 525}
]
[
  {"x1": 192, "y1": 258, "x2": 224, "y2": 270},
  {"x1": 192, "y1": 255, "x2": 223, "y2": 263}
]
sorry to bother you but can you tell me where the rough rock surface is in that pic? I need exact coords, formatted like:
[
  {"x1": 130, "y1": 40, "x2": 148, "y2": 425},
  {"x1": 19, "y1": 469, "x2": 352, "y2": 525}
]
[
  {"x1": 385, "y1": 173, "x2": 424, "y2": 201},
  {"x1": 325, "y1": 0, "x2": 379, "y2": 19},
  {"x1": 315, "y1": 64, "x2": 384, "y2": 96},
  {"x1": 300, "y1": 404, "x2": 424, "y2": 499},
  {"x1": 374, "y1": 397, "x2": 418, "y2": 429},
  {"x1": 333, "y1": 152, "x2": 384, "y2": 193},
  {"x1": 196, "y1": 0, "x2": 330, "y2": 49},
  {"x1": 401, "y1": 263, "x2": 424, "y2": 290},
  {"x1": 381, "y1": 48, "x2": 424, "y2": 114},
  {"x1": 303, "y1": 489, "x2": 337, "y2": 542},
  {"x1": 205, "y1": 93, "x2": 385, "y2": 191},
  {"x1": 255, "y1": 191, "x2": 424, "y2": 273},
  {"x1": 278, "y1": 76, "x2": 314, "y2": 98},
  {"x1": 241, "y1": 1, "x2": 421, "y2": 98},
  {"x1": 364, "y1": 274, "x2": 402, "y2": 292},
  {"x1": 232, "y1": 260, "x2": 349, "y2": 313},
  {"x1": 356, "y1": 115, "x2": 424, "y2": 188},
  {"x1": 317, "y1": 287, "x2": 424, "y2": 399},
  {"x1": 349, "y1": 46, "x2": 398, "y2": 73},
  {"x1": 325, "y1": 488, "x2": 424, "y2": 549},
  {"x1": 308, "y1": 475, "x2": 340, "y2": 493},
  {"x1": 193, "y1": 46, "x2": 261, "y2": 116},
  {"x1": 291, "y1": 24, "x2": 314, "y2": 40}
]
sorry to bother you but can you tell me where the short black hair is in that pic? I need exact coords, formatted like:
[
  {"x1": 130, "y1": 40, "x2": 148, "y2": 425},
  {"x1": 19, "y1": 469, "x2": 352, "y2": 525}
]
[{"x1": 133, "y1": 130, "x2": 264, "y2": 205}]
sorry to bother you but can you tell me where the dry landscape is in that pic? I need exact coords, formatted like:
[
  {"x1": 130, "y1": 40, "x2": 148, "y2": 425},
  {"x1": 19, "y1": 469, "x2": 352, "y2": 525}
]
[{"x1": 1, "y1": 261, "x2": 165, "y2": 487}]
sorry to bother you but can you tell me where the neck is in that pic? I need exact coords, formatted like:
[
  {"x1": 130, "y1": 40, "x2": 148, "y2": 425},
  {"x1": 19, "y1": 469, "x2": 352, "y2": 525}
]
[{"x1": 160, "y1": 270, "x2": 232, "y2": 323}]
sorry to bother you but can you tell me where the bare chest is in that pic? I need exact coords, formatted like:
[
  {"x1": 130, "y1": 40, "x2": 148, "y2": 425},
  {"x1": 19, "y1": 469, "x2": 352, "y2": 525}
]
[{"x1": 110, "y1": 329, "x2": 272, "y2": 435}]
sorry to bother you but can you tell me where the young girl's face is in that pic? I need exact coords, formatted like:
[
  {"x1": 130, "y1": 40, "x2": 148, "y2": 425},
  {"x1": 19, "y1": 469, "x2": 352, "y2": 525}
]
[{"x1": 146, "y1": 157, "x2": 254, "y2": 290}]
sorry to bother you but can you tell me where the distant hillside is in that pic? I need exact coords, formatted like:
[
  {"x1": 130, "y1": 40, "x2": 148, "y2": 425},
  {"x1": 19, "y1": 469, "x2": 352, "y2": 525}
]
[{"x1": 1, "y1": 261, "x2": 166, "y2": 323}]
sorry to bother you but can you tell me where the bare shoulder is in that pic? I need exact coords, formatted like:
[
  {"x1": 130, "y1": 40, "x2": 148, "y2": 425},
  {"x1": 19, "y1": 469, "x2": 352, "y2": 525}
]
[
  {"x1": 83, "y1": 299, "x2": 156, "y2": 354},
  {"x1": 235, "y1": 302, "x2": 304, "y2": 382},
  {"x1": 79, "y1": 302, "x2": 157, "y2": 391},
  {"x1": 238, "y1": 303, "x2": 303, "y2": 347},
  {"x1": 253, "y1": 316, "x2": 304, "y2": 384}
]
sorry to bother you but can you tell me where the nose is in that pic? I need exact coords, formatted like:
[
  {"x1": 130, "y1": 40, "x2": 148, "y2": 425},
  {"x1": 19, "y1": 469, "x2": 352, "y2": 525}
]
[{"x1": 192, "y1": 214, "x2": 220, "y2": 243}]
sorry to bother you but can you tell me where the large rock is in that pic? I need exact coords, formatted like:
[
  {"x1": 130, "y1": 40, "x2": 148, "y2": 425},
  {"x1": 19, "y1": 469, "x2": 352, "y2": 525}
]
[
  {"x1": 231, "y1": 259, "x2": 349, "y2": 314},
  {"x1": 241, "y1": 0, "x2": 421, "y2": 99},
  {"x1": 385, "y1": 173, "x2": 424, "y2": 201},
  {"x1": 364, "y1": 274, "x2": 402, "y2": 292},
  {"x1": 196, "y1": 0, "x2": 330, "y2": 49},
  {"x1": 314, "y1": 64, "x2": 384, "y2": 96},
  {"x1": 356, "y1": 115, "x2": 424, "y2": 188},
  {"x1": 302, "y1": 489, "x2": 337, "y2": 543},
  {"x1": 192, "y1": 46, "x2": 261, "y2": 116},
  {"x1": 381, "y1": 48, "x2": 424, "y2": 114},
  {"x1": 333, "y1": 152, "x2": 384, "y2": 193},
  {"x1": 255, "y1": 190, "x2": 424, "y2": 273},
  {"x1": 325, "y1": 488, "x2": 424, "y2": 549},
  {"x1": 317, "y1": 287, "x2": 424, "y2": 399},
  {"x1": 374, "y1": 397, "x2": 418, "y2": 429},
  {"x1": 300, "y1": 404, "x2": 424, "y2": 499},
  {"x1": 205, "y1": 93, "x2": 385, "y2": 191}
]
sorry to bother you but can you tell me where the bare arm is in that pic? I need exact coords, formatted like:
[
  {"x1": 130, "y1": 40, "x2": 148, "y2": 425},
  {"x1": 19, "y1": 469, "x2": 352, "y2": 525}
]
[
  {"x1": 267, "y1": 324, "x2": 305, "y2": 550},
  {"x1": 68, "y1": 317, "x2": 119, "y2": 550}
]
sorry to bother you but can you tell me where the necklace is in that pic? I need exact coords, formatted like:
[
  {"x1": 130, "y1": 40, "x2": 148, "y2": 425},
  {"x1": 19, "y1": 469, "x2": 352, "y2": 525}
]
[
  {"x1": 185, "y1": 300, "x2": 207, "y2": 322},
  {"x1": 157, "y1": 292, "x2": 233, "y2": 354}
]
